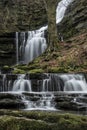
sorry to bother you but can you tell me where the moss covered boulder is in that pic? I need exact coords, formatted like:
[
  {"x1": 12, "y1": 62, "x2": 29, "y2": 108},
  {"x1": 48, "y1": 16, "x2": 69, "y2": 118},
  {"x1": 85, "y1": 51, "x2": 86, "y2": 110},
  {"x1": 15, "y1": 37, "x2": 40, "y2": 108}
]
[{"x1": 0, "y1": 110, "x2": 87, "y2": 130}]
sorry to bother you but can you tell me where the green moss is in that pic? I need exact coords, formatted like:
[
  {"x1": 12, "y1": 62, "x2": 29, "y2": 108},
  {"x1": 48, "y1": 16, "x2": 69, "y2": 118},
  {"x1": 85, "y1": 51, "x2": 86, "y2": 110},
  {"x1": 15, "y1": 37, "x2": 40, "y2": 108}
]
[
  {"x1": 28, "y1": 64, "x2": 40, "y2": 70},
  {"x1": 0, "y1": 110, "x2": 87, "y2": 130},
  {"x1": 29, "y1": 69, "x2": 44, "y2": 74},
  {"x1": 2, "y1": 65, "x2": 11, "y2": 70},
  {"x1": 13, "y1": 68, "x2": 25, "y2": 74},
  {"x1": 48, "y1": 67, "x2": 68, "y2": 73},
  {"x1": 15, "y1": 65, "x2": 29, "y2": 71},
  {"x1": 0, "y1": 116, "x2": 51, "y2": 130}
]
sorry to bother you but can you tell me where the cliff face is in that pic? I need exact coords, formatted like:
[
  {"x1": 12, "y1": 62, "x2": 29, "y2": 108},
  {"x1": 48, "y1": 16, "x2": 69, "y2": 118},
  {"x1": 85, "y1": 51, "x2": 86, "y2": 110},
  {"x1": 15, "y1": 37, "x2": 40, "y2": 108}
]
[
  {"x1": 0, "y1": 0, "x2": 86, "y2": 35},
  {"x1": 0, "y1": 0, "x2": 47, "y2": 66},
  {"x1": 58, "y1": 0, "x2": 87, "y2": 39},
  {"x1": 0, "y1": 33, "x2": 15, "y2": 66},
  {"x1": 0, "y1": 0, "x2": 47, "y2": 34}
]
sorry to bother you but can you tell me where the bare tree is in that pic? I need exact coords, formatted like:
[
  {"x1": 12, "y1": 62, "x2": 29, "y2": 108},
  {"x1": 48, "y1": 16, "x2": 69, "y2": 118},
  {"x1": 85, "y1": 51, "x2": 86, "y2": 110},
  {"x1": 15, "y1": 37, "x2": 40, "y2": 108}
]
[{"x1": 43, "y1": 0, "x2": 61, "y2": 51}]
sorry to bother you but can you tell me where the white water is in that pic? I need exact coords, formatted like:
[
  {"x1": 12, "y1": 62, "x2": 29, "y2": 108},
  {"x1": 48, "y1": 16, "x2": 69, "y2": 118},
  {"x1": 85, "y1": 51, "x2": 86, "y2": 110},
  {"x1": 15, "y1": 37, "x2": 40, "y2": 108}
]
[
  {"x1": 11, "y1": 73, "x2": 87, "y2": 111},
  {"x1": 56, "y1": 0, "x2": 73, "y2": 24},
  {"x1": 11, "y1": 74, "x2": 56, "y2": 110},
  {"x1": 2, "y1": 74, "x2": 6, "y2": 92},
  {"x1": 16, "y1": 32, "x2": 19, "y2": 64},
  {"x1": 0, "y1": 73, "x2": 87, "y2": 110},
  {"x1": 41, "y1": 74, "x2": 87, "y2": 92},
  {"x1": 12, "y1": 74, "x2": 32, "y2": 92},
  {"x1": 24, "y1": 93, "x2": 56, "y2": 111},
  {"x1": 24, "y1": 31, "x2": 47, "y2": 63},
  {"x1": 60, "y1": 74, "x2": 87, "y2": 91},
  {"x1": 16, "y1": 0, "x2": 73, "y2": 64}
]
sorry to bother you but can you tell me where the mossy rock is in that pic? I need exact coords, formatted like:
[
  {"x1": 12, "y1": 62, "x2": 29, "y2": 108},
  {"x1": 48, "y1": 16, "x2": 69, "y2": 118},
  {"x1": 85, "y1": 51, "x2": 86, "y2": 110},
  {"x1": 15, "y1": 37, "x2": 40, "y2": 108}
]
[
  {"x1": 1, "y1": 65, "x2": 12, "y2": 73},
  {"x1": 15, "y1": 65, "x2": 29, "y2": 71},
  {"x1": 29, "y1": 69, "x2": 44, "y2": 74},
  {"x1": 48, "y1": 67, "x2": 68, "y2": 73},
  {"x1": 13, "y1": 68, "x2": 25, "y2": 74},
  {"x1": 0, "y1": 110, "x2": 87, "y2": 130}
]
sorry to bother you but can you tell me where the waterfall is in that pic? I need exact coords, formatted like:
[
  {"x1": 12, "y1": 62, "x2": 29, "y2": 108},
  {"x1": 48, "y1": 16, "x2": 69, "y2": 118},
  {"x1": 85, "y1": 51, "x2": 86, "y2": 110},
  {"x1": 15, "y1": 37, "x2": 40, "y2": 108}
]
[
  {"x1": 0, "y1": 73, "x2": 87, "y2": 110},
  {"x1": 19, "y1": 32, "x2": 26, "y2": 62},
  {"x1": 41, "y1": 74, "x2": 87, "y2": 92},
  {"x1": 56, "y1": 0, "x2": 73, "y2": 24},
  {"x1": 24, "y1": 29, "x2": 47, "y2": 63},
  {"x1": 15, "y1": 0, "x2": 73, "y2": 64},
  {"x1": 16, "y1": 32, "x2": 19, "y2": 64},
  {"x1": 0, "y1": 74, "x2": 87, "y2": 93},
  {"x1": 25, "y1": 93, "x2": 55, "y2": 111},
  {"x1": 62, "y1": 74, "x2": 87, "y2": 91},
  {"x1": 12, "y1": 74, "x2": 32, "y2": 92},
  {"x1": 62, "y1": 74, "x2": 86, "y2": 92},
  {"x1": 0, "y1": 74, "x2": 12, "y2": 92}
]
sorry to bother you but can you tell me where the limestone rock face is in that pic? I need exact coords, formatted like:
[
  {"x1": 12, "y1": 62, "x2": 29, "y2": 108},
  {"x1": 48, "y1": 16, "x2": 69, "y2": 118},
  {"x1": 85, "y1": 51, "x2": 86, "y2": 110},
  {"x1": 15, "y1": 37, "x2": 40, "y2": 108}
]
[
  {"x1": 0, "y1": 0, "x2": 47, "y2": 34},
  {"x1": 0, "y1": 0, "x2": 86, "y2": 35},
  {"x1": 58, "y1": 0, "x2": 87, "y2": 39}
]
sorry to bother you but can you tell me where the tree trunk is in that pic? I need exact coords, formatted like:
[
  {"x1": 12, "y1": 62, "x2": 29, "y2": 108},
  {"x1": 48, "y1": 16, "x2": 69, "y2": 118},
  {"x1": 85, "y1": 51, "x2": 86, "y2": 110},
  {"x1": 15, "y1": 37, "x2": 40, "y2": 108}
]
[{"x1": 43, "y1": 0, "x2": 60, "y2": 51}]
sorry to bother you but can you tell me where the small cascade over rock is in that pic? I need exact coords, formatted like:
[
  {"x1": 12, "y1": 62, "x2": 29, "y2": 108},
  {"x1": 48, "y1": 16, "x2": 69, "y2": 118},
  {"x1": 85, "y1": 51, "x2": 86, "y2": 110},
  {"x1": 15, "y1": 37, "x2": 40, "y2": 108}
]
[
  {"x1": 0, "y1": 73, "x2": 87, "y2": 111},
  {"x1": 0, "y1": 73, "x2": 87, "y2": 93},
  {"x1": 24, "y1": 93, "x2": 55, "y2": 111},
  {"x1": 16, "y1": 0, "x2": 73, "y2": 64},
  {"x1": 24, "y1": 28, "x2": 47, "y2": 64},
  {"x1": 12, "y1": 74, "x2": 32, "y2": 92},
  {"x1": 0, "y1": 74, "x2": 12, "y2": 92},
  {"x1": 41, "y1": 74, "x2": 87, "y2": 92},
  {"x1": 60, "y1": 74, "x2": 87, "y2": 91}
]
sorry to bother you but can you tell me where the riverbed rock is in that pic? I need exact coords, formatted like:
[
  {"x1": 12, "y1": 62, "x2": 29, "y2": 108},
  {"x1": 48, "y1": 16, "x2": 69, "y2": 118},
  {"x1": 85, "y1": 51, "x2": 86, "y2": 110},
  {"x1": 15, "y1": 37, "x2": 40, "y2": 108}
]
[
  {"x1": 0, "y1": 93, "x2": 25, "y2": 109},
  {"x1": 55, "y1": 95, "x2": 87, "y2": 111}
]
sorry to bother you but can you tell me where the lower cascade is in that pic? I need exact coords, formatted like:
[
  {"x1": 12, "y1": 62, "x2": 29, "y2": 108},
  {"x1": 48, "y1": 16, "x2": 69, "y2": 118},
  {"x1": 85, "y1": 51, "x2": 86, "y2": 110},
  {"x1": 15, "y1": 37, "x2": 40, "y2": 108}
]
[{"x1": 0, "y1": 73, "x2": 87, "y2": 110}]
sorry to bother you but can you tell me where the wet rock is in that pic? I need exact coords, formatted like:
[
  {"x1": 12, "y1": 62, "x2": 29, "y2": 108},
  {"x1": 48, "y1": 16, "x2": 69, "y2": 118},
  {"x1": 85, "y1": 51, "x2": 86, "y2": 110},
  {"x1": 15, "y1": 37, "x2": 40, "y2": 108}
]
[
  {"x1": 0, "y1": 93, "x2": 25, "y2": 109},
  {"x1": 0, "y1": 33, "x2": 16, "y2": 66},
  {"x1": 0, "y1": 99, "x2": 25, "y2": 109},
  {"x1": 29, "y1": 73, "x2": 48, "y2": 80},
  {"x1": 55, "y1": 95, "x2": 87, "y2": 111}
]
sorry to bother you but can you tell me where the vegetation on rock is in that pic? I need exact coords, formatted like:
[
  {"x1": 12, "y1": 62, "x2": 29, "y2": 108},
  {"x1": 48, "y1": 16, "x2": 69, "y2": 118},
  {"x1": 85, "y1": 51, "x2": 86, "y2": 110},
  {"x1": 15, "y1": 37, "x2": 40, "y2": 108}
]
[{"x1": 0, "y1": 110, "x2": 87, "y2": 130}]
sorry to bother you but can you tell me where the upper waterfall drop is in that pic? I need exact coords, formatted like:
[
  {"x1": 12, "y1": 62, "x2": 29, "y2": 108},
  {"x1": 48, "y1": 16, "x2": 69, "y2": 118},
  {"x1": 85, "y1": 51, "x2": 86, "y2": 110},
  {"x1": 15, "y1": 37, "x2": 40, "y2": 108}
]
[
  {"x1": 56, "y1": 0, "x2": 73, "y2": 24},
  {"x1": 24, "y1": 29, "x2": 47, "y2": 64},
  {"x1": 16, "y1": 0, "x2": 73, "y2": 64}
]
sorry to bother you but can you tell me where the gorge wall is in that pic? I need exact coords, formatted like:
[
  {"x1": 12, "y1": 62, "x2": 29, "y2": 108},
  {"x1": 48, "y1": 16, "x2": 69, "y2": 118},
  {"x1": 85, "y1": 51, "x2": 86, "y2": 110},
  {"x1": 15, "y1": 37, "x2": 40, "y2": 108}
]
[
  {"x1": 0, "y1": 0, "x2": 47, "y2": 33},
  {"x1": 58, "y1": 0, "x2": 87, "y2": 39}
]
